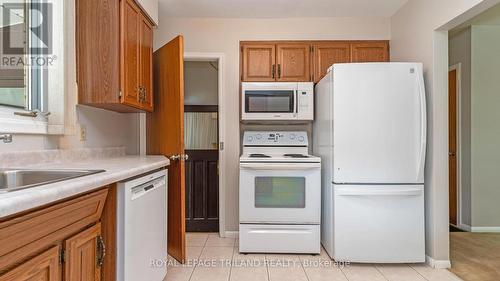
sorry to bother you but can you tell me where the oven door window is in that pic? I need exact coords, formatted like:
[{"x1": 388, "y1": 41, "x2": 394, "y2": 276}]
[
  {"x1": 245, "y1": 90, "x2": 294, "y2": 113},
  {"x1": 254, "y1": 177, "x2": 305, "y2": 208}
]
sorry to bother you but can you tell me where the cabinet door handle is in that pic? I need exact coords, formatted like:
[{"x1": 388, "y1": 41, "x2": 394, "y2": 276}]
[
  {"x1": 278, "y1": 64, "x2": 281, "y2": 78},
  {"x1": 272, "y1": 64, "x2": 275, "y2": 79}
]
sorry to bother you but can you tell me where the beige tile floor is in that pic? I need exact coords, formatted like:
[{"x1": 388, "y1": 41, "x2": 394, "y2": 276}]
[{"x1": 164, "y1": 233, "x2": 463, "y2": 281}]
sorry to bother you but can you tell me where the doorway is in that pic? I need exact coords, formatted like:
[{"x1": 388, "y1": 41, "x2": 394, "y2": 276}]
[
  {"x1": 183, "y1": 54, "x2": 226, "y2": 235},
  {"x1": 448, "y1": 66, "x2": 459, "y2": 227}
]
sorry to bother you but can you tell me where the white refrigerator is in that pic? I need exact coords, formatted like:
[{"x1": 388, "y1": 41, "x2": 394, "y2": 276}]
[{"x1": 313, "y1": 63, "x2": 426, "y2": 263}]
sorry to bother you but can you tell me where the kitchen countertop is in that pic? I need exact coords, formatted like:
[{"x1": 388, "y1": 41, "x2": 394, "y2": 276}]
[{"x1": 0, "y1": 155, "x2": 169, "y2": 219}]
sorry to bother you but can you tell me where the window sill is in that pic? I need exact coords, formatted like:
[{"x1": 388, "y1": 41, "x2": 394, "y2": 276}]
[{"x1": 0, "y1": 107, "x2": 48, "y2": 135}]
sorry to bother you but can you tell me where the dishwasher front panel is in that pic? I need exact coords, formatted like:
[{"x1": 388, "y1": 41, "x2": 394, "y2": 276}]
[{"x1": 117, "y1": 169, "x2": 168, "y2": 281}]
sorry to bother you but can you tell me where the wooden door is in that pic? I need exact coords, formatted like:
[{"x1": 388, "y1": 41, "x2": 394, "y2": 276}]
[
  {"x1": 276, "y1": 43, "x2": 311, "y2": 81},
  {"x1": 351, "y1": 41, "x2": 390, "y2": 63},
  {"x1": 0, "y1": 246, "x2": 61, "y2": 281},
  {"x1": 449, "y1": 69, "x2": 458, "y2": 225},
  {"x1": 147, "y1": 36, "x2": 186, "y2": 263},
  {"x1": 241, "y1": 43, "x2": 276, "y2": 81},
  {"x1": 121, "y1": 0, "x2": 142, "y2": 108},
  {"x1": 140, "y1": 16, "x2": 154, "y2": 112},
  {"x1": 64, "y1": 223, "x2": 102, "y2": 281},
  {"x1": 184, "y1": 106, "x2": 219, "y2": 232},
  {"x1": 312, "y1": 42, "x2": 351, "y2": 83}
]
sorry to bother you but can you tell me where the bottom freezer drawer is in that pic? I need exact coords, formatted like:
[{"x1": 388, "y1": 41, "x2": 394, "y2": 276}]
[
  {"x1": 333, "y1": 184, "x2": 425, "y2": 263},
  {"x1": 239, "y1": 224, "x2": 320, "y2": 254}
]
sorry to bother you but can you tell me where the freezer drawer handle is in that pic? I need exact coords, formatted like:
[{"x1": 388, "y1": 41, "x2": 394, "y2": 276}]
[{"x1": 337, "y1": 188, "x2": 422, "y2": 197}]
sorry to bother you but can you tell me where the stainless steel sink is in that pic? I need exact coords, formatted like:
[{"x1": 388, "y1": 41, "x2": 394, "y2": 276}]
[{"x1": 0, "y1": 169, "x2": 105, "y2": 193}]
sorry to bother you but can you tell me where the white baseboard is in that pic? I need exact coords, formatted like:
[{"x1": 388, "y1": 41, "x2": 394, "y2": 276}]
[
  {"x1": 458, "y1": 224, "x2": 471, "y2": 232},
  {"x1": 224, "y1": 231, "x2": 239, "y2": 238},
  {"x1": 471, "y1": 227, "x2": 500, "y2": 233},
  {"x1": 425, "y1": 255, "x2": 451, "y2": 269}
]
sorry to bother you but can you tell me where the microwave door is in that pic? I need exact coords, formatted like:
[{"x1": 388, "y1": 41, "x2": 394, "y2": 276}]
[{"x1": 243, "y1": 90, "x2": 296, "y2": 120}]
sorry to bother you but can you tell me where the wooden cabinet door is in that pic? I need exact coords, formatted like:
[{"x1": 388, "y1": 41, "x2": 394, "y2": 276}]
[
  {"x1": 241, "y1": 43, "x2": 276, "y2": 82},
  {"x1": 140, "y1": 16, "x2": 154, "y2": 112},
  {"x1": 0, "y1": 246, "x2": 61, "y2": 281},
  {"x1": 64, "y1": 223, "x2": 102, "y2": 281},
  {"x1": 76, "y1": 0, "x2": 120, "y2": 105},
  {"x1": 312, "y1": 42, "x2": 351, "y2": 83},
  {"x1": 121, "y1": 0, "x2": 142, "y2": 109},
  {"x1": 351, "y1": 41, "x2": 389, "y2": 63},
  {"x1": 276, "y1": 43, "x2": 311, "y2": 82}
]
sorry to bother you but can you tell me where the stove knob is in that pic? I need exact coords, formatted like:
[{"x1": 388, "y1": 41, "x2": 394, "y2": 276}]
[
  {"x1": 298, "y1": 136, "x2": 305, "y2": 142},
  {"x1": 247, "y1": 136, "x2": 254, "y2": 142},
  {"x1": 289, "y1": 133, "x2": 296, "y2": 140},
  {"x1": 256, "y1": 134, "x2": 262, "y2": 140}
]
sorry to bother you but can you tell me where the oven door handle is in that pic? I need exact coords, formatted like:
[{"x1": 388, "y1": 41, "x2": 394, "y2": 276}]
[{"x1": 240, "y1": 163, "x2": 321, "y2": 170}]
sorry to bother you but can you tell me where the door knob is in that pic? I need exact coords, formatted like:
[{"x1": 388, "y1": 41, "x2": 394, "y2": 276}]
[
  {"x1": 449, "y1": 152, "x2": 456, "y2": 157},
  {"x1": 181, "y1": 154, "x2": 189, "y2": 161},
  {"x1": 169, "y1": 154, "x2": 181, "y2": 161}
]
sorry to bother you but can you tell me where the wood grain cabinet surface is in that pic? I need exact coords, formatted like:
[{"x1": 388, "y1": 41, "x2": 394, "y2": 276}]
[
  {"x1": 0, "y1": 189, "x2": 109, "y2": 281},
  {"x1": 240, "y1": 40, "x2": 390, "y2": 83},
  {"x1": 276, "y1": 43, "x2": 311, "y2": 82},
  {"x1": 241, "y1": 43, "x2": 276, "y2": 82},
  {"x1": 77, "y1": 0, "x2": 154, "y2": 113}
]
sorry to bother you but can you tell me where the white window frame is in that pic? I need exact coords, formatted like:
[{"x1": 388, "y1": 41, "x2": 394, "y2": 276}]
[{"x1": 0, "y1": 0, "x2": 65, "y2": 135}]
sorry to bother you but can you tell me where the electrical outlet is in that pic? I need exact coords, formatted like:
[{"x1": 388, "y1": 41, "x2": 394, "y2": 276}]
[{"x1": 79, "y1": 126, "x2": 87, "y2": 141}]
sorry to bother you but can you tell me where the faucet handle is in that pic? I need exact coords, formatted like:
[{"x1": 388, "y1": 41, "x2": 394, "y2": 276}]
[{"x1": 0, "y1": 134, "x2": 12, "y2": 143}]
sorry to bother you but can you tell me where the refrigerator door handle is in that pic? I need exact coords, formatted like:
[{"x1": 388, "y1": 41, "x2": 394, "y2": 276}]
[
  {"x1": 336, "y1": 187, "x2": 423, "y2": 197},
  {"x1": 416, "y1": 69, "x2": 427, "y2": 182}
]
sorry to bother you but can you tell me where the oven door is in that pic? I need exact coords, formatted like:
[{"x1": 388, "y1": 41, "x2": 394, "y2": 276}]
[
  {"x1": 239, "y1": 162, "x2": 321, "y2": 224},
  {"x1": 241, "y1": 83, "x2": 297, "y2": 120}
]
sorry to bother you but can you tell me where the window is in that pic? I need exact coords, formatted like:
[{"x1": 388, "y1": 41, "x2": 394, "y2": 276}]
[{"x1": 0, "y1": 0, "x2": 46, "y2": 111}]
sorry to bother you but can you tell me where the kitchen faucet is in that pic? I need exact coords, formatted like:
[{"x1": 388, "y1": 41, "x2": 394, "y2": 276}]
[{"x1": 0, "y1": 134, "x2": 12, "y2": 143}]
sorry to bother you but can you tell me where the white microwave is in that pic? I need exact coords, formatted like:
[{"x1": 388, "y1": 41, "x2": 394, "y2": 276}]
[{"x1": 241, "y1": 82, "x2": 314, "y2": 121}]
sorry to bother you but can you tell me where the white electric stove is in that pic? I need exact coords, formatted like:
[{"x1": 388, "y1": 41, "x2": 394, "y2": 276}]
[{"x1": 239, "y1": 131, "x2": 321, "y2": 254}]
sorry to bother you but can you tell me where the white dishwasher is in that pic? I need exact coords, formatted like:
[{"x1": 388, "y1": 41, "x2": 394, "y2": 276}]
[{"x1": 117, "y1": 169, "x2": 168, "y2": 281}]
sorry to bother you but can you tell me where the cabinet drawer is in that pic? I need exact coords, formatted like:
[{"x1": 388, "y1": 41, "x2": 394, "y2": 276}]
[{"x1": 0, "y1": 189, "x2": 108, "y2": 271}]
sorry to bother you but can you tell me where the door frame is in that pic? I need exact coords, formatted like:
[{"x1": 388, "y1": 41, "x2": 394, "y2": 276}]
[
  {"x1": 449, "y1": 63, "x2": 463, "y2": 229},
  {"x1": 184, "y1": 52, "x2": 227, "y2": 237}
]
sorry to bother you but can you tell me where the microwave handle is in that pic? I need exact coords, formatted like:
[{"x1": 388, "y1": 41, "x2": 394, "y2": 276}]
[{"x1": 295, "y1": 90, "x2": 298, "y2": 114}]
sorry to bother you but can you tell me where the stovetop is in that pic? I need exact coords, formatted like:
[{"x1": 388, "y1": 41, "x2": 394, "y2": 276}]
[{"x1": 240, "y1": 153, "x2": 321, "y2": 163}]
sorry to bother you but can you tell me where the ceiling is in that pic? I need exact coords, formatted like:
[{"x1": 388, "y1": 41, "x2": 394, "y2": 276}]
[{"x1": 159, "y1": 0, "x2": 409, "y2": 18}]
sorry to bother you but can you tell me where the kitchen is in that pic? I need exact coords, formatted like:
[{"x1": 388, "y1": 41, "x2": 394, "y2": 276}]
[{"x1": 1, "y1": 0, "x2": 499, "y2": 281}]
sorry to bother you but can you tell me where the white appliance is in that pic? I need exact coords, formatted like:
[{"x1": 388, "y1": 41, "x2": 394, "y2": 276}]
[
  {"x1": 241, "y1": 82, "x2": 314, "y2": 121},
  {"x1": 117, "y1": 169, "x2": 168, "y2": 281},
  {"x1": 239, "y1": 131, "x2": 321, "y2": 254},
  {"x1": 313, "y1": 63, "x2": 427, "y2": 263}
]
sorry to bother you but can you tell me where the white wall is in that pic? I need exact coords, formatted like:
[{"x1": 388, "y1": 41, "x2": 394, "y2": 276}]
[
  {"x1": 470, "y1": 25, "x2": 500, "y2": 228},
  {"x1": 449, "y1": 28, "x2": 472, "y2": 227},
  {"x1": 391, "y1": 0, "x2": 499, "y2": 265},
  {"x1": 184, "y1": 61, "x2": 218, "y2": 105},
  {"x1": 154, "y1": 16, "x2": 391, "y2": 232}
]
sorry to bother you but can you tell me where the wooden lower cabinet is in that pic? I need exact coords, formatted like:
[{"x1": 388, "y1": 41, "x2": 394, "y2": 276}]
[
  {"x1": 0, "y1": 189, "x2": 110, "y2": 281},
  {"x1": 65, "y1": 223, "x2": 103, "y2": 281},
  {"x1": 0, "y1": 246, "x2": 61, "y2": 281}
]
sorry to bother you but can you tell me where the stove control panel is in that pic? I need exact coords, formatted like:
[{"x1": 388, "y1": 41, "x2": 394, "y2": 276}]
[{"x1": 243, "y1": 131, "x2": 308, "y2": 146}]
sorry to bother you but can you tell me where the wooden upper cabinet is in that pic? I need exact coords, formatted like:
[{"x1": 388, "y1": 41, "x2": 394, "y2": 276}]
[
  {"x1": 64, "y1": 223, "x2": 102, "y2": 281},
  {"x1": 241, "y1": 43, "x2": 276, "y2": 82},
  {"x1": 351, "y1": 41, "x2": 390, "y2": 63},
  {"x1": 77, "y1": 0, "x2": 154, "y2": 112},
  {"x1": 140, "y1": 17, "x2": 154, "y2": 111},
  {"x1": 0, "y1": 246, "x2": 61, "y2": 281},
  {"x1": 312, "y1": 42, "x2": 351, "y2": 83},
  {"x1": 121, "y1": 0, "x2": 142, "y2": 109},
  {"x1": 276, "y1": 43, "x2": 311, "y2": 82},
  {"x1": 76, "y1": 0, "x2": 120, "y2": 106}
]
